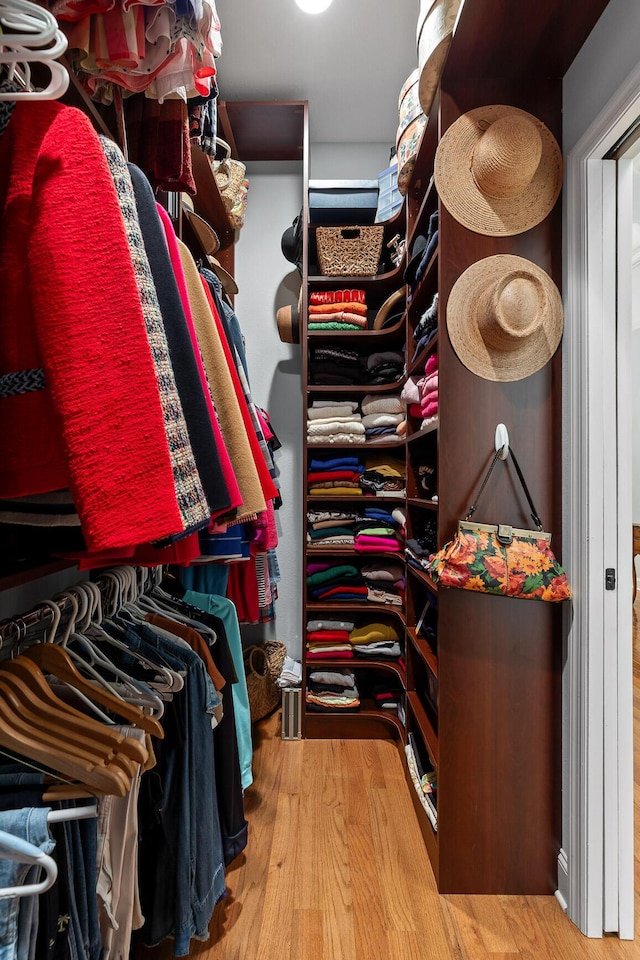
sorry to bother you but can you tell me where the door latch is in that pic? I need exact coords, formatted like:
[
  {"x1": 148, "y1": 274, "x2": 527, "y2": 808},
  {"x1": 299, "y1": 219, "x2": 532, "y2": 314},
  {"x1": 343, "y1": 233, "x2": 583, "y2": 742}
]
[{"x1": 605, "y1": 568, "x2": 616, "y2": 590}]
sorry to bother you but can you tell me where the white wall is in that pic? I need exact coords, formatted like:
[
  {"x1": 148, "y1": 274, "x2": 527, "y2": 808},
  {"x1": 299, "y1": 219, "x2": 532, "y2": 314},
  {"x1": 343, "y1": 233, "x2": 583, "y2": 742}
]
[
  {"x1": 563, "y1": 0, "x2": 640, "y2": 156},
  {"x1": 311, "y1": 142, "x2": 394, "y2": 180},
  {"x1": 233, "y1": 164, "x2": 305, "y2": 657}
]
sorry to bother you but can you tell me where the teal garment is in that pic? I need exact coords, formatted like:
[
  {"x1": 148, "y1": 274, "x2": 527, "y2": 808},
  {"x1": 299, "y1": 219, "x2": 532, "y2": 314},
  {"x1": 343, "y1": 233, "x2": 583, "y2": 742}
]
[
  {"x1": 181, "y1": 563, "x2": 230, "y2": 597},
  {"x1": 306, "y1": 564, "x2": 359, "y2": 587},
  {"x1": 183, "y1": 589, "x2": 253, "y2": 790}
]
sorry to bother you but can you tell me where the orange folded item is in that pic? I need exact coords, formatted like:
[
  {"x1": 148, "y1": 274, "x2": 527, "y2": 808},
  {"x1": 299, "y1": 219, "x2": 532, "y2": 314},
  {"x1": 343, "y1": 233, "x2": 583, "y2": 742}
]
[{"x1": 308, "y1": 301, "x2": 368, "y2": 316}]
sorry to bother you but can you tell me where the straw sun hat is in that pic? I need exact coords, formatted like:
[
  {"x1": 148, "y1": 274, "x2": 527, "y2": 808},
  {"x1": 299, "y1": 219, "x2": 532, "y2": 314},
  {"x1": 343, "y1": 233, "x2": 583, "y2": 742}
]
[
  {"x1": 434, "y1": 104, "x2": 563, "y2": 236},
  {"x1": 447, "y1": 255, "x2": 563, "y2": 382}
]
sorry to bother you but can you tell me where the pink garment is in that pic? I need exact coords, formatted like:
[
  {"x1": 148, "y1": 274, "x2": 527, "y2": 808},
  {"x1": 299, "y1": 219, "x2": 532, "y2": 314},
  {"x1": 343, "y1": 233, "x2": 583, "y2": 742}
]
[
  {"x1": 421, "y1": 372, "x2": 438, "y2": 393},
  {"x1": 424, "y1": 353, "x2": 438, "y2": 376},
  {"x1": 354, "y1": 536, "x2": 403, "y2": 552},
  {"x1": 156, "y1": 204, "x2": 242, "y2": 516},
  {"x1": 255, "y1": 407, "x2": 274, "y2": 442},
  {"x1": 421, "y1": 400, "x2": 439, "y2": 419},
  {"x1": 420, "y1": 388, "x2": 439, "y2": 408}
]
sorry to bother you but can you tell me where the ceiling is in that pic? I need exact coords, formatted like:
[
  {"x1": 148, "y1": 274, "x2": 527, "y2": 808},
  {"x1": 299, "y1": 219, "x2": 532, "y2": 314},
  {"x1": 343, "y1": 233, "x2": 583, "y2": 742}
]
[{"x1": 214, "y1": 0, "x2": 419, "y2": 146}]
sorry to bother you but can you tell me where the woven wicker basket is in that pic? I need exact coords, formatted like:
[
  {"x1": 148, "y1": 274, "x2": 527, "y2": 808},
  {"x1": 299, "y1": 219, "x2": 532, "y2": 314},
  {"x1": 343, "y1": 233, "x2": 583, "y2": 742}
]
[
  {"x1": 316, "y1": 225, "x2": 384, "y2": 276},
  {"x1": 244, "y1": 646, "x2": 280, "y2": 722},
  {"x1": 264, "y1": 640, "x2": 287, "y2": 680}
]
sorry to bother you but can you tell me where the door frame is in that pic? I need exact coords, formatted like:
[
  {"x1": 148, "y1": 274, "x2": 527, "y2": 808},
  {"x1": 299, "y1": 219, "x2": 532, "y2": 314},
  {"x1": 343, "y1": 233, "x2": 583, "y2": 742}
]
[{"x1": 563, "y1": 63, "x2": 640, "y2": 939}]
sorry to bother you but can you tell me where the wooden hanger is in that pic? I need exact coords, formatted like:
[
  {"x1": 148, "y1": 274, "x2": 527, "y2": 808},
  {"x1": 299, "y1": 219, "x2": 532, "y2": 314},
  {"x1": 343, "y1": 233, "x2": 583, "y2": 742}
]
[
  {"x1": 0, "y1": 657, "x2": 147, "y2": 767},
  {"x1": 0, "y1": 693, "x2": 128, "y2": 796}
]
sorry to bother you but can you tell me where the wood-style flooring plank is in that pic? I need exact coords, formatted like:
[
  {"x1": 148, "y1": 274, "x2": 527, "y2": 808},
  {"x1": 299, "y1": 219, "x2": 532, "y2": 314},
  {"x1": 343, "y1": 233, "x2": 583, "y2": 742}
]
[{"x1": 138, "y1": 602, "x2": 640, "y2": 959}]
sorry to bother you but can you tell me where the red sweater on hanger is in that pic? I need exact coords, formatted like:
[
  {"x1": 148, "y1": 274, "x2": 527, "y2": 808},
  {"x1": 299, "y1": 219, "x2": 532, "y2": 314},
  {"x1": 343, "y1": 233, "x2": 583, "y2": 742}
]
[{"x1": 0, "y1": 100, "x2": 185, "y2": 551}]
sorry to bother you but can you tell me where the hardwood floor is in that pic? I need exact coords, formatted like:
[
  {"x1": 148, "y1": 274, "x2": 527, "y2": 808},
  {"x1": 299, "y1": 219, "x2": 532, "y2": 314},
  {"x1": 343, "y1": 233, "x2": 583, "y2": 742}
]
[{"x1": 138, "y1": 620, "x2": 640, "y2": 960}]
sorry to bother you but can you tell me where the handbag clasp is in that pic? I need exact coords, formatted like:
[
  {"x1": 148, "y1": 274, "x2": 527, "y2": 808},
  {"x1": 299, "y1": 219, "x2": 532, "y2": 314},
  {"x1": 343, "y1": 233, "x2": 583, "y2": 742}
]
[{"x1": 497, "y1": 524, "x2": 513, "y2": 545}]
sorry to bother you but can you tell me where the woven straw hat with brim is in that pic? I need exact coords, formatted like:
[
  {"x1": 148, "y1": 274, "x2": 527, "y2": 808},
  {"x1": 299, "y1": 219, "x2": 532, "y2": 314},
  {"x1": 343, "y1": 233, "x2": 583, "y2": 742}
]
[
  {"x1": 447, "y1": 255, "x2": 563, "y2": 382},
  {"x1": 276, "y1": 290, "x2": 302, "y2": 344},
  {"x1": 434, "y1": 105, "x2": 563, "y2": 236}
]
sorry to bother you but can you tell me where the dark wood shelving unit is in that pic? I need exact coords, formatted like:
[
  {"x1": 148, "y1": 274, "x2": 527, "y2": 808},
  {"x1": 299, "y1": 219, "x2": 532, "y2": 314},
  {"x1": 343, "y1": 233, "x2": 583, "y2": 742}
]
[
  {"x1": 406, "y1": 626, "x2": 438, "y2": 679},
  {"x1": 406, "y1": 691, "x2": 438, "y2": 766},
  {"x1": 406, "y1": 421, "x2": 439, "y2": 443},
  {"x1": 408, "y1": 333, "x2": 439, "y2": 376},
  {"x1": 406, "y1": 498, "x2": 438, "y2": 511},
  {"x1": 407, "y1": 565, "x2": 438, "y2": 595},
  {"x1": 307, "y1": 381, "x2": 404, "y2": 394}
]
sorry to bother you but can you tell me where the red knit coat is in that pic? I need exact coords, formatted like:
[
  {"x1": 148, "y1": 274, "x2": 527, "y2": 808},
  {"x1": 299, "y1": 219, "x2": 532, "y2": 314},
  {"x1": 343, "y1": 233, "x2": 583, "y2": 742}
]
[{"x1": 0, "y1": 101, "x2": 185, "y2": 551}]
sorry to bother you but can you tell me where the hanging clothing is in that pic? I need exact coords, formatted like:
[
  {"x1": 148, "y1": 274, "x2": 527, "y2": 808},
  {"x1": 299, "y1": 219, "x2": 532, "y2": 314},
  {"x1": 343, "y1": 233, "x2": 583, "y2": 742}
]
[
  {"x1": 0, "y1": 100, "x2": 188, "y2": 552},
  {"x1": 127, "y1": 161, "x2": 237, "y2": 519},
  {"x1": 183, "y1": 589, "x2": 253, "y2": 790}
]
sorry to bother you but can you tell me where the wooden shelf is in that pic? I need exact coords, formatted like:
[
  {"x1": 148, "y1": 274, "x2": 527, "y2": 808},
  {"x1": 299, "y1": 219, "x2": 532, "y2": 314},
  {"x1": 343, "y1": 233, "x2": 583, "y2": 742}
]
[
  {"x1": 406, "y1": 627, "x2": 438, "y2": 679},
  {"x1": 307, "y1": 440, "x2": 405, "y2": 450},
  {"x1": 407, "y1": 177, "x2": 437, "y2": 250},
  {"x1": 403, "y1": 756, "x2": 439, "y2": 880},
  {"x1": 218, "y1": 100, "x2": 306, "y2": 162},
  {"x1": 305, "y1": 603, "x2": 406, "y2": 626},
  {"x1": 408, "y1": 333, "x2": 439, "y2": 376},
  {"x1": 0, "y1": 560, "x2": 77, "y2": 593},
  {"x1": 406, "y1": 420, "x2": 439, "y2": 443},
  {"x1": 407, "y1": 691, "x2": 438, "y2": 766},
  {"x1": 407, "y1": 565, "x2": 438, "y2": 595},
  {"x1": 305, "y1": 705, "x2": 404, "y2": 741},
  {"x1": 305, "y1": 658, "x2": 406, "y2": 684},
  {"x1": 307, "y1": 264, "x2": 405, "y2": 286},
  {"x1": 306, "y1": 548, "x2": 403, "y2": 561},
  {"x1": 190, "y1": 147, "x2": 235, "y2": 250},
  {"x1": 306, "y1": 493, "x2": 406, "y2": 502},
  {"x1": 406, "y1": 498, "x2": 438, "y2": 511},
  {"x1": 306, "y1": 381, "x2": 404, "y2": 394}
]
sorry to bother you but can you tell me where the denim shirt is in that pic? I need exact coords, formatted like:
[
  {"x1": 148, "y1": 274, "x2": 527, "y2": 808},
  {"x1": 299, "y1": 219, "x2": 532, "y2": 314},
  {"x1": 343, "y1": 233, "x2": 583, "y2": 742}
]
[{"x1": 0, "y1": 807, "x2": 54, "y2": 960}]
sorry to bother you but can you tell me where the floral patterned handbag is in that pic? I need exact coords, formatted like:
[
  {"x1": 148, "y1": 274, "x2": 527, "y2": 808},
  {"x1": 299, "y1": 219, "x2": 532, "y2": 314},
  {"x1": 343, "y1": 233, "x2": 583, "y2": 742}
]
[{"x1": 428, "y1": 447, "x2": 572, "y2": 602}]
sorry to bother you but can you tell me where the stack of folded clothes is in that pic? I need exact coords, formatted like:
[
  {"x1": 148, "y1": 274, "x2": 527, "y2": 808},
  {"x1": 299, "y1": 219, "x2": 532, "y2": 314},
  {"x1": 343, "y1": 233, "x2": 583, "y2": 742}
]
[
  {"x1": 307, "y1": 455, "x2": 365, "y2": 496},
  {"x1": 372, "y1": 683, "x2": 403, "y2": 711},
  {"x1": 402, "y1": 352, "x2": 438, "y2": 430},
  {"x1": 306, "y1": 562, "x2": 367, "y2": 602},
  {"x1": 308, "y1": 344, "x2": 362, "y2": 385},
  {"x1": 353, "y1": 506, "x2": 405, "y2": 554},
  {"x1": 361, "y1": 393, "x2": 405, "y2": 442},
  {"x1": 307, "y1": 400, "x2": 365, "y2": 444},
  {"x1": 363, "y1": 349, "x2": 405, "y2": 385},
  {"x1": 349, "y1": 620, "x2": 403, "y2": 660},
  {"x1": 359, "y1": 454, "x2": 406, "y2": 497},
  {"x1": 306, "y1": 669, "x2": 360, "y2": 712},
  {"x1": 308, "y1": 289, "x2": 368, "y2": 331},
  {"x1": 306, "y1": 508, "x2": 359, "y2": 548},
  {"x1": 406, "y1": 516, "x2": 438, "y2": 572},
  {"x1": 306, "y1": 617, "x2": 356, "y2": 660},
  {"x1": 360, "y1": 559, "x2": 405, "y2": 605},
  {"x1": 411, "y1": 292, "x2": 438, "y2": 363}
]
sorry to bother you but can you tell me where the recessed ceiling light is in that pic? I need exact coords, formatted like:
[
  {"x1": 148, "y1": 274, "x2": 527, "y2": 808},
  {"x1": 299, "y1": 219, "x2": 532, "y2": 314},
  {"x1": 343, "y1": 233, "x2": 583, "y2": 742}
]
[{"x1": 295, "y1": 0, "x2": 333, "y2": 13}]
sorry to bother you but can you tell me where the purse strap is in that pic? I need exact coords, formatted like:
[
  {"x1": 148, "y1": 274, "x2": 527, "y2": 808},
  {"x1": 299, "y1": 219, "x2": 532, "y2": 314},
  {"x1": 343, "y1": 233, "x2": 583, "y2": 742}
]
[
  {"x1": 215, "y1": 136, "x2": 232, "y2": 159},
  {"x1": 464, "y1": 446, "x2": 543, "y2": 530}
]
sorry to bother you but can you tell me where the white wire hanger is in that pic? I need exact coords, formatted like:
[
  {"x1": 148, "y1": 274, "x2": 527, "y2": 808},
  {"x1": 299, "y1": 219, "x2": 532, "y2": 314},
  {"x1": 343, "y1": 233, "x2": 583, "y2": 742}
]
[{"x1": 0, "y1": 0, "x2": 69, "y2": 101}]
